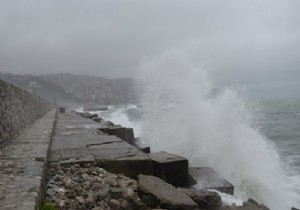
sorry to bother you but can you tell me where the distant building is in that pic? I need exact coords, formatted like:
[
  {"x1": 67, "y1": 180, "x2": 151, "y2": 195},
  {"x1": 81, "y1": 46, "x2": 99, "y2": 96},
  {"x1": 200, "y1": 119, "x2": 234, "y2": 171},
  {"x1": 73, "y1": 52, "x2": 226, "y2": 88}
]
[{"x1": 29, "y1": 81, "x2": 42, "y2": 88}]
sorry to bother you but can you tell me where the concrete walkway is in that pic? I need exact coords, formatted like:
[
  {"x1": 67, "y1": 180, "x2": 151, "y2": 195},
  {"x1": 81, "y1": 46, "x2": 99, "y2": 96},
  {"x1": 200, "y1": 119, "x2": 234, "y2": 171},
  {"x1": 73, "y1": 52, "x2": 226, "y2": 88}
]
[{"x1": 0, "y1": 110, "x2": 56, "y2": 210}]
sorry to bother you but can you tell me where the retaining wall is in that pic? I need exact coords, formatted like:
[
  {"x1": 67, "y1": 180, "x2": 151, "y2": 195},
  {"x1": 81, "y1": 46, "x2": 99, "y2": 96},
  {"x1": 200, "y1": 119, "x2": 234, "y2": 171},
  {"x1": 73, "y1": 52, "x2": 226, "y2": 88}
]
[{"x1": 0, "y1": 79, "x2": 52, "y2": 145}]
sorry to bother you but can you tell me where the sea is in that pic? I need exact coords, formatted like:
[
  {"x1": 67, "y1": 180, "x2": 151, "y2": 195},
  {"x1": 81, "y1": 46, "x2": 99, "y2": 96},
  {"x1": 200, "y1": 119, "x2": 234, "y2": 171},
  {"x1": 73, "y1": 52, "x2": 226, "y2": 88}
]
[{"x1": 82, "y1": 98, "x2": 300, "y2": 210}]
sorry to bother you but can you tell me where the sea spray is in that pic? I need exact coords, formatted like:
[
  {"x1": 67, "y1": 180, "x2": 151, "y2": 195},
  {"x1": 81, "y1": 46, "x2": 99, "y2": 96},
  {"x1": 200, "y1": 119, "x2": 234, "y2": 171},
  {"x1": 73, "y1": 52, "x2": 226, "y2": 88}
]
[
  {"x1": 97, "y1": 105, "x2": 143, "y2": 137},
  {"x1": 137, "y1": 50, "x2": 296, "y2": 209}
]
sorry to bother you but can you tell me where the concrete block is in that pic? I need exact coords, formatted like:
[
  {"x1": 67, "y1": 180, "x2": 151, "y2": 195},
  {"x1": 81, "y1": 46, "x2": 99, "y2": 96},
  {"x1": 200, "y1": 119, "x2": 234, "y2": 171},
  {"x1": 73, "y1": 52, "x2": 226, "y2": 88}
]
[
  {"x1": 149, "y1": 151, "x2": 189, "y2": 187},
  {"x1": 59, "y1": 107, "x2": 66, "y2": 113},
  {"x1": 99, "y1": 127, "x2": 135, "y2": 145},
  {"x1": 139, "y1": 146, "x2": 151, "y2": 153},
  {"x1": 134, "y1": 138, "x2": 151, "y2": 153},
  {"x1": 88, "y1": 142, "x2": 153, "y2": 179},
  {"x1": 188, "y1": 167, "x2": 234, "y2": 195},
  {"x1": 93, "y1": 117, "x2": 103, "y2": 123}
]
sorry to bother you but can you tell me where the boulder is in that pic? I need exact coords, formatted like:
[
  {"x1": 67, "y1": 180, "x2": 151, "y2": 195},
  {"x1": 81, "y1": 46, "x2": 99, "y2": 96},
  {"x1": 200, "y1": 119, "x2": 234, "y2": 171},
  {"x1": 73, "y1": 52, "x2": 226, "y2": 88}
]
[
  {"x1": 149, "y1": 151, "x2": 189, "y2": 187},
  {"x1": 138, "y1": 174, "x2": 198, "y2": 210},
  {"x1": 244, "y1": 199, "x2": 269, "y2": 210},
  {"x1": 93, "y1": 117, "x2": 103, "y2": 123},
  {"x1": 188, "y1": 167, "x2": 234, "y2": 195},
  {"x1": 178, "y1": 188, "x2": 222, "y2": 210},
  {"x1": 221, "y1": 198, "x2": 270, "y2": 210}
]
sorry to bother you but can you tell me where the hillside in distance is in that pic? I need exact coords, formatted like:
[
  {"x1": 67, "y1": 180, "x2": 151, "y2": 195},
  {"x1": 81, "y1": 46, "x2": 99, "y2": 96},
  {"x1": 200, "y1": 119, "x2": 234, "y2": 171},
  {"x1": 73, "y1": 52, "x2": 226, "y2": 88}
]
[
  {"x1": 0, "y1": 72, "x2": 142, "y2": 105},
  {"x1": 46, "y1": 73, "x2": 142, "y2": 104}
]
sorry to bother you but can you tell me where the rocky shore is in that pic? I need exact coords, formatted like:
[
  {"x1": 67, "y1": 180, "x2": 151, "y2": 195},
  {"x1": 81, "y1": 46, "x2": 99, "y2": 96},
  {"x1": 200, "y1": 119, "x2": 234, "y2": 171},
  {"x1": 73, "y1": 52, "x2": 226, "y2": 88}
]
[
  {"x1": 45, "y1": 160, "x2": 270, "y2": 210},
  {"x1": 46, "y1": 163, "x2": 143, "y2": 210}
]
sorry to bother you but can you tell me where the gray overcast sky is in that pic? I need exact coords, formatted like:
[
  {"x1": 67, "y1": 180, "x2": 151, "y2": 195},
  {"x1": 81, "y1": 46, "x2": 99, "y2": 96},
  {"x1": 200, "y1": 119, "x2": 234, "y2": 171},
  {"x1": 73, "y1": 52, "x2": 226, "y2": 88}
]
[{"x1": 0, "y1": 0, "x2": 300, "y2": 97}]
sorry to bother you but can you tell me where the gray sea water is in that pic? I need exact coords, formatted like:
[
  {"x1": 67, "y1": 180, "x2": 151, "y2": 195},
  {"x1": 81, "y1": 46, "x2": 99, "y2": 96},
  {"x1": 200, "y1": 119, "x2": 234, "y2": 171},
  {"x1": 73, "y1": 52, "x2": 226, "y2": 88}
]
[{"x1": 259, "y1": 98, "x2": 300, "y2": 180}]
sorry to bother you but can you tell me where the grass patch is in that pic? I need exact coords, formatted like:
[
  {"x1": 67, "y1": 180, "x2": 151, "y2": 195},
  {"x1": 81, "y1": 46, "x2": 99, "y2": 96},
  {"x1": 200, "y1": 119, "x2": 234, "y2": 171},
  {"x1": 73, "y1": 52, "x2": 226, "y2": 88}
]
[{"x1": 41, "y1": 202, "x2": 59, "y2": 210}]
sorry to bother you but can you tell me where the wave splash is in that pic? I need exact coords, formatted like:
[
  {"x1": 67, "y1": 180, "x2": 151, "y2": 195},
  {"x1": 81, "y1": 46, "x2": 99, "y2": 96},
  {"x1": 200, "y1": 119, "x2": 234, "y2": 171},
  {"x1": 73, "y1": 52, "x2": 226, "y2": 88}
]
[{"x1": 136, "y1": 51, "x2": 297, "y2": 210}]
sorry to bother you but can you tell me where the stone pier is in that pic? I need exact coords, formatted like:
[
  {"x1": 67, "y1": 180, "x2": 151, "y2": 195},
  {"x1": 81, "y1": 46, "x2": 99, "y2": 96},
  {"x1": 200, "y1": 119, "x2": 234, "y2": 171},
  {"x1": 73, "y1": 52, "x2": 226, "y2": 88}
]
[{"x1": 0, "y1": 109, "x2": 241, "y2": 210}]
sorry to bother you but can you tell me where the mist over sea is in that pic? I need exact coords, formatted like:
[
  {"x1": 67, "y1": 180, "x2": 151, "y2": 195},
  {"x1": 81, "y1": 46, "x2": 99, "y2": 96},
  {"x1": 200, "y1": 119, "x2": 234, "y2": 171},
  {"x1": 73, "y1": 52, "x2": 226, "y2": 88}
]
[{"x1": 73, "y1": 52, "x2": 300, "y2": 210}]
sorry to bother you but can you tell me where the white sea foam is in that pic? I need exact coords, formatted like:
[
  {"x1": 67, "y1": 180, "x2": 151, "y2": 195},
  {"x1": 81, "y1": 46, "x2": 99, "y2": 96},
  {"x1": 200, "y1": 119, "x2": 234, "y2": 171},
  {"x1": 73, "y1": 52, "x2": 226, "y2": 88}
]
[
  {"x1": 136, "y1": 50, "x2": 299, "y2": 210},
  {"x1": 96, "y1": 105, "x2": 142, "y2": 138},
  {"x1": 74, "y1": 106, "x2": 84, "y2": 113},
  {"x1": 208, "y1": 190, "x2": 243, "y2": 206}
]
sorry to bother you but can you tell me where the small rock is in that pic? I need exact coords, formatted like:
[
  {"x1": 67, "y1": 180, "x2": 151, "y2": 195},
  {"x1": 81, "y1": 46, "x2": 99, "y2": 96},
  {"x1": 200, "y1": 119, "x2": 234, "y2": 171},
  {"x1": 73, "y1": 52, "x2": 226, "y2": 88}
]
[
  {"x1": 110, "y1": 187, "x2": 124, "y2": 199},
  {"x1": 95, "y1": 176, "x2": 102, "y2": 182},
  {"x1": 111, "y1": 180, "x2": 119, "y2": 187},
  {"x1": 53, "y1": 175, "x2": 61, "y2": 182},
  {"x1": 82, "y1": 173, "x2": 90, "y2": 180},
  {"x1": 123, "y1": 187, "x2": 134, "y2": 199},
  {"x1": 108, "y1": 199, "x2": 121, "y2": 210},
  {"x1": 91, "y1": 207, "x2": 104, "y2": 210},
  {"x1": 120, "y1": 199, "x2": 130, "y2": 209},
  {"x1": 76, "y1": 196, "x2": 84, "y2": 203},
  {"x1": 75, "y1": 185, "x2": 83, "y2": 192},
  {"x1": 63, "y1": 177, "x2": 72, "y2": 188},
  {"x1": 86, "y1": 192, "x2": 95, "y2": 203},
  {"x1": 58, "y1": 200, "x2": 65, "y2": 207},
  {"x1": 95, "y1": 191, "x2": 109, "y2": 201}
]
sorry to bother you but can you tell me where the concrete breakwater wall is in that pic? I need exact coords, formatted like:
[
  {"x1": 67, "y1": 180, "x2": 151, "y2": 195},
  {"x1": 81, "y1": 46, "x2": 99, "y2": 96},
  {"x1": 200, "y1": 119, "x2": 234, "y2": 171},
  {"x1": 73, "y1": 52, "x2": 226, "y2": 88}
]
[
  {"x1": 52, "y1": 111, "x2": 269, "y2": 210},
  {"x1": 0, "y1": 79, "x2": 52, "y2": 145}
]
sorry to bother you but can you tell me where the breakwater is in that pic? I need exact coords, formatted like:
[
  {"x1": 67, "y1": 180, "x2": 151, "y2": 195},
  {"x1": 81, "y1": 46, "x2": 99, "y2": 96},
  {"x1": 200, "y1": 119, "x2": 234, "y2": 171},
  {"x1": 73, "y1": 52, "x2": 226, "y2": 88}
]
[
  {"x1": 42, "y1": 109, "x2": 271, "y2": 210},
  {"x1": 0, "y1": 79, "x2": 52, "y2": 145},
  {"x1": 0, "y1": 101, "x2": 281, "y2": 209}
]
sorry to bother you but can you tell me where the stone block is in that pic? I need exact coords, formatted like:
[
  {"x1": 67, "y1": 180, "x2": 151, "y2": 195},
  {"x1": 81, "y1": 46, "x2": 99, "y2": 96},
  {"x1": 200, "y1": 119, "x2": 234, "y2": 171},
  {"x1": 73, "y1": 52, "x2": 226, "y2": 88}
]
[
  {"x1": 99, "y1": 127, "x2": 135, "y2": 145},
  {"x1": 139, "y1": 146, "x2": 151, "y2": 154},
  {"x1": 59, "y1": 107, "x2": 66, "y2": 113},
  {"x1": 188, "y1": 167, "x2": 234, "y2": 195},
  {"x1": 93, "y1": 117, "x2": 103, "y2": 123},
  {"x1": 88, "y1": 141, "x2": 153, "y2": 179},
  {"x1": 178, "y1": 188, "x2": 222, "y2": 210},
  {"x1": 149, "y1": 151, "x2": 189, "y2": 187},
  {"x1": 138, "y1": 175, "x2": 198, "y2": 210},
  {"x1": 89, "y1": 113, "x2": 99, "y2": 119},
  {"x1": 221, "y1": 198, "x2": 270, "y2": 209},
  {"x1": 134, "y1": 138, "x2": 151, "y2": 153}
]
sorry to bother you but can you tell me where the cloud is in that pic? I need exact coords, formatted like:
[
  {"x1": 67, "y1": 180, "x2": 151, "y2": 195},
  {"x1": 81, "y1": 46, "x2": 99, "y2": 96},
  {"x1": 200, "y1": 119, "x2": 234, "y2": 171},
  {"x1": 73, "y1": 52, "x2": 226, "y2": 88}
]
[{"x1": 0, "y1": 0, "x2": 299, "y2": 97}]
